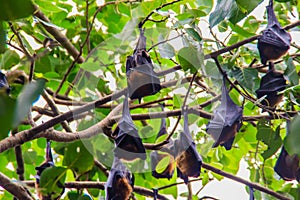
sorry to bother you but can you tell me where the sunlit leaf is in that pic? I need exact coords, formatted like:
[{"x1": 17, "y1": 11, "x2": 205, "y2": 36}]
[{"x1": 0, "y1": 0, "x2": 35, "y2": 21}]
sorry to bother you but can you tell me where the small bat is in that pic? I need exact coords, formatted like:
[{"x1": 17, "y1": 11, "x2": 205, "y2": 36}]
[
  {"x1": 126, "y1": 28, "x2": 161, "y2": 103},
  {"x1": 35, "y1": 140, "x2": 64, "y2": 200},
  {"x1": 274, "y1": 146, "x2": 300, "y2": 182},
  {"x1": 274, "y1": 121, "x2": 300, "y2": 181},
  {"x1": 206, "y1": 78, "x2": 243, "y2": 150},
  {"x1": 105, "y1": 157, "x2": 134, "y2": 200},
  {"x1": 175, "y1": 107, "x2": 202, "y2": 184},
  {"x1": 114, "y1": 95, "x2": 146, "y2": 161},
  {"x1": 257, "y1": 0, "x2": 291, "y2": 65},
  {"x1": 151, "y1": 104, "x2": 175, "y2": 179},
  {"x1": 255, "y1": 68, "x2": 287, "y2": 110},
  {"x1": 0, "y1": 71, "x2": 10, "y2": 94}
]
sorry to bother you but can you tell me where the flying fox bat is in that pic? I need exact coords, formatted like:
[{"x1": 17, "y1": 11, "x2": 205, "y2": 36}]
[
  {"x1": 0, "y1": 71, "x2": 10, "y2": 94},
  {"x1": 126, "y1": 28, "x2": 161, "y2": 103},
  {"x1": 114, "y1": 95, "x2": 146, "y2": 161},
  {"x1": 175, "y1": 107, "x2": 202, "y2": 184},
  {"x1": 274, "y1": 121, "x2": 300, "y2": 182},
  {"x1": 255, "y1": 68, "x2": 287, "y2": 110},
  {"x1": 35, "y1": 140, "x2": 64, "y2": 200},
  {"x1": 257, "y1": 0, "x2": 291, "y2": 65},
  {"x1": 105, "y1": 157, "x2": 134, "y2": 200},
  {"x1": 151, "y1": 104, "x2": 175, "y2": 179},
  {"x1": 206, "y1": 78, "x2": 243, "y2": 150}
]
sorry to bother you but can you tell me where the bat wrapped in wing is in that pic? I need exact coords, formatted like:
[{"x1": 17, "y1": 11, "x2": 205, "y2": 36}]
[
  {"x1": 105, "y1": 157, "x2": 134, "y2": 200},
  {"x1": 257, "y1": 0, "x2": 291, "y2": 65},
  {"x1": 255, "y1": 69, "x2": 287, "y2": 110},
  {"x1": 0, "y1": 71, "x2": 10, "y2": 94},
  {"x1": 150, "y1": 104, "x2": 175, "y2": 179},
  {"x1": 114, "y1": 95, "x2": 146, "y2": 161},
  {"x1": 274, "y1": 120, "x2": 300, "y2": 182},
  {"x1": 174, "y1": 107, "x2": 202, "y2": 184},
  {"x1": 206, "y1": 78, "x2": 243, "y2": 150},
  {"x1": 126, "y1": 28, "x2": 161, "y2": 103}
]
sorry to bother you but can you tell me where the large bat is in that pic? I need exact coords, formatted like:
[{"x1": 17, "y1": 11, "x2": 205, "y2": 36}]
[
  {"x1": 126, "y1": 28, "x2": 161, "y2": 103},
  {"x1": 175, "y1": 108, "x2": 202, "y2": 184},
  {"x1": 105, "y1": 157, "x2": 134, "y2": 200},
  {"x1": 35, "y1": 140, "x2": 64, "y2": 200},
  {"x1": 255, "y1": 68, "x2": 287, "y2": 110},
  {"x1": 0, "y1": 71, "x2": 10, "y2": 94},
  {"x1": 274, "y1": 121, "x2": 300, "y2": 181},
  {"x1": 114, "y1": 95, "x2": 146, "y2": 161},
  {"x1": 257, "y1": 0, "x2": 291, "y2": 65},
  {"x1": 151, "y1": 104, "x2": 175, "y2": 179},
  {"x1": 206, "y1": 78, "x2": 243, "y2": 150}
]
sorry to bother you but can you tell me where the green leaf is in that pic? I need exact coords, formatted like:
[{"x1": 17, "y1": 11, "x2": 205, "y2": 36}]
[
  {"x1": 177, "y1": 46, "x2": 204, "y2": 73},
  {"x1": 257, "y1": 121, "x2": 282, "y2": 160},
  {"x1": 228, "y1": 22, "x2": 255, "y2": 38},
  {"x1": 230, "y1": 68, "x2": 260, "y2": 93},
  {"x1": 80, "y1": 62, "x2": 100, "y2": 72},
  {"x1": 0, "y1": 21, "x2": 6, "y2": 53},
  {"x1": 0, "y1": 95, "x2": 16, "y2": 140},
  {"x1": 0, "y1": 49, "x2": 20, "y2": 70},
  {"x1": 0, "y1": 0, "x2": 35, "y2": 21},
  {"x1": 285, "y1": 115, "x2": 300, "y2": 156},
  {"x1": 63, "y1": 141, "x2": 94, "y2": 174},
  {"x1": 39, "y1": 166, "x2": 67, "y2": 198},
  {"x1": 156, "y1": 154, "x2": 171, "y2": 174},
  {"x1": 158, "y1": 34, "x2": 175, "y2": 59},
  {"x1": 209, "y1": 0, "x2": 236, "y2": 27},
  {"x1": 185, "y1": 28, "x2": 202, "y2": 42},
  {"x1": 173, "y1": 94, "x2": 183, "y2": 108},
  {"x1": 209, "y1": 0, "x2": 262, "y2": 27},
  {"x1": 284, "y1": 57, "x2": 299, "y2": 86},
  {"x1": 13, "y1": 79, "x2": 45, "y2": 127}
]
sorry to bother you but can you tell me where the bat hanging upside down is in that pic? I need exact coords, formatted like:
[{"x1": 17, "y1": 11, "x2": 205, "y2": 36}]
[
  {"x1": 257, "y1": 0, "x2": 291, "y2": 65},
  {"x1": 126, "y1": 28, "x2": 161, "y2": 103}
]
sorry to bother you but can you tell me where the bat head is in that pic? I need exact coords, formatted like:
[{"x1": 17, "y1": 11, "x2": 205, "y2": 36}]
[
  {"x1": 114, "y1": 96, "x2": 146, "y2": 161},
  {"x1": 0, "y1": 71, "x2": 10, "y2": 94},
  {"x1": 206, "y1": 78, "x2": 243, "y2": 149}
]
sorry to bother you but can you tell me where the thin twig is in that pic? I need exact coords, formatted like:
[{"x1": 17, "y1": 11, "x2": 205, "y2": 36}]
[{"x1": 202, "y1": 162, "x2": 290, "y2": 200}]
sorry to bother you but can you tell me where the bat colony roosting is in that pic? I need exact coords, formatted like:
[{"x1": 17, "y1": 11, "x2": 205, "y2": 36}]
[{"x1": 0, "y1": 0, "x2": 297, "y2": 199}]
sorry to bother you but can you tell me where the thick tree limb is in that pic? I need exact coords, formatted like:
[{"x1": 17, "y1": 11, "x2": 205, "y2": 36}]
[
  {"x1": 0, "y1": 173, "x2": 33, "y2": 200},
  {"x1": 23, "y1": 181, "x2": 169, "y2": 200}
]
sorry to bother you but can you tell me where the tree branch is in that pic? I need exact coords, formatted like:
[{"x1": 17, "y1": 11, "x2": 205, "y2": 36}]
[
  {"x1": 202, "y1": 163, "x2": 290, "y2": 200},
  {"x1": 23, "y1": 181, "x2": 169, "y2": 200},
  {"x1": 0, "y1": 173, "x2": 33, "y2": 200}
]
